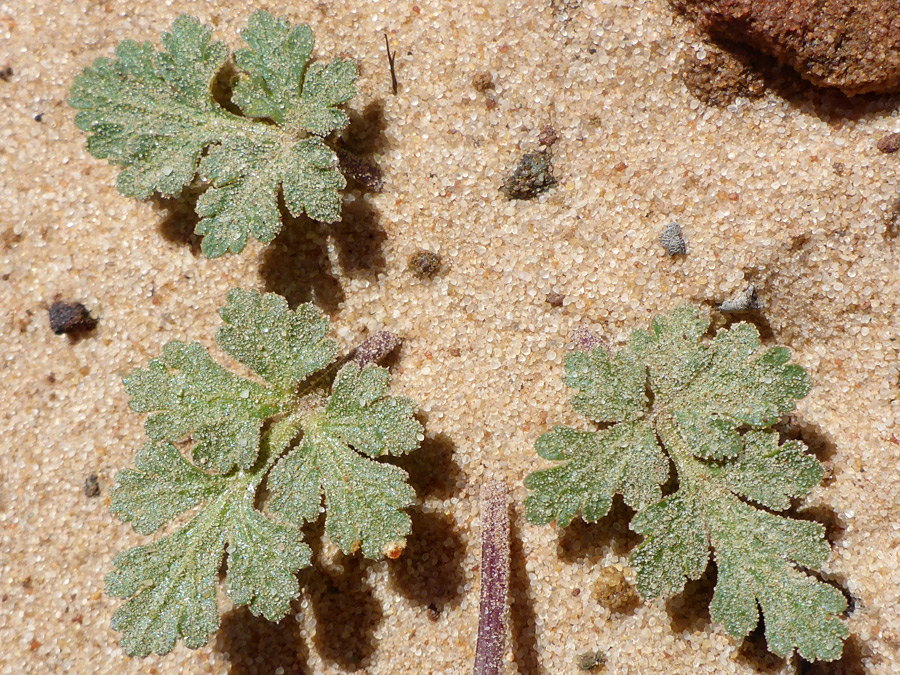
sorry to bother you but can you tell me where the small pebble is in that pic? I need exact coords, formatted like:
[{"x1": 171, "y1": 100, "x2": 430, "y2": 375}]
[
  {"x1": 659, "y1": 221, "x2": 687, "y2": 256},
  {"x1": 407, "y1": 249, "x2": 442, "y2": 279},
  {"x1": 545, "y1": 291, "x2": 565, "y2": 307},
  {"x1": 352, "y1": 330, "x2": 400, "y2": 366},
  {"x1": 877, "y1": 131, "x2": 900, "y2": 154},
  {"x1": 500, "y1": 151, "x2": 556, "y2": 200},
  {"x1": 83, "y1": 474, "x2": 100, "y2": 498},
  {"x1": 719, "y1": 283, "x2": 761, "y2": 312},
  {"x1": 538, "y1": 125, "x2": 559, "y2": 147},
  {"x1": 472, "y1": 72, "x2": 494, "y2": 92},
  {"x1": 592, "y1": 566, "x2": 636, "y2": 611},
  {"x1": 576, "y1": 649, "x2": 607, "y2": 671},
  {"x1": 336, "y1": 147, "x2": 383, "y2": 191},
  {"x1": 48, "y1": 300, "x2": 97, "y2": 335}
]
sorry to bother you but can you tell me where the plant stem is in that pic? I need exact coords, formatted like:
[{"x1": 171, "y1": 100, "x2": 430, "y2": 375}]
[{"x1": 473, "y1": 479, "x2": 510, "y2": 675}]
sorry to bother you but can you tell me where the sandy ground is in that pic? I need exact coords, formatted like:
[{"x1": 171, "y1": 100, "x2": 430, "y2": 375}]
[{"x1": 1, "y1": 0, "x2": 899, "y2": 673}]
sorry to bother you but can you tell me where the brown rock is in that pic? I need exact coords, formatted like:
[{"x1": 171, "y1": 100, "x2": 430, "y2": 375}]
[
  {"x1": 681, "y1": 42, "x2": 766, "y2": 105},
  {"x1": 877, "y1": 132, "x2": 900, "y2": 154},
  {"x1": 671, "y1": 0, "x2": 900, "y2": 95}
]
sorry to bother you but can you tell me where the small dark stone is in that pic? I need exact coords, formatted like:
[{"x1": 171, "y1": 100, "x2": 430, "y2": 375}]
[
  {"x1": 408, "y1": 249, "x2": 442, "y2": 279},
  {"x1": 719, "y1": 283, "x2": 761, "y2": 312},
  {"x1": 500, "y1": 151, "x2": 556, "y2": 200},
  {"x1": 336, "y1": 147, "x2": 384, "y2": 191},
  {"x1": 426, "y1": 603, "x2": 441, "y2": 621},
  {"x1": 538, "y1": 125, "x2": 559, "y2": 147},
  {"x1": 352, "y1": 330, "x2": 400, "y2": 366},
  {"x1": 83, "y1": 474, "x2": 100, "y2": 498},
  {"x1": 48, "y1": 300, "x2": 97, "y2": 335},
  {"x1": 33, "y1": 113, "x2": 43, "y2": 123},
  {"x1": 576, "y1": 649, "x2": 607, "y2": 671},
  {"x1": 472, "y1": 72, "x2": 494, "y2": 92},
  {"x1": 877, "y1": 132, "x2": 900, "y2": 154},
  {"x1": 659, "y1": 221, "x2": 687, "y2": 255},
  {"x1": 545, "y1": 291, "x2": 565, "y2": 307},
  {"x1": 0, "y1": 65, "x2": 12, "y2": 82}
]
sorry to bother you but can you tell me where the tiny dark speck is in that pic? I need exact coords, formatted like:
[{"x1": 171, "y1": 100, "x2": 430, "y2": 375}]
[
  {"x1": 84, "y1": 474, "x2": 100, "y2": 498},
  {"x1": 34, "y1": 113, "x2": 43, "y2": 123},
  {"x1": 588, "y1": 48, "x2": 597, "y2": 54}
]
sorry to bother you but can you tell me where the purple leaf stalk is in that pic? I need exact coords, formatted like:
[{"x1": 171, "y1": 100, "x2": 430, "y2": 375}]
[{"x1": 473, "y1": 479, "x2": 510, "y2": 675}]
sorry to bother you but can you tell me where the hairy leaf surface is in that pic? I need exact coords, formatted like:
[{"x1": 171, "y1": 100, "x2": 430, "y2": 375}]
[
  {"x1": 268, "y1": 363, "x2": 423, "y2": 558},
  {"x1": 108, "y1": 290, "x2": 422, "y2": 655},
  {"x1": 69, "y1": 11, "x2": 357, "y2": 257},
  {"x1": 526, "y1": 305, "x2": 846, "y2": 660}
]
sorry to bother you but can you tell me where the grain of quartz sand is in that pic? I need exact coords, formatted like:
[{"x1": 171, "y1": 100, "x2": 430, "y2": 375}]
[
  {"x1": 2, "y1": 0, "x2": 900, "y2": 674},
  {"x1": 672, "y1": 0, "x2": 900, "y2": 94}
]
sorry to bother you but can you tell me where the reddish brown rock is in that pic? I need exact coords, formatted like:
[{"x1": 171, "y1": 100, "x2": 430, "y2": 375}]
[
  {"x1": 877, "y1": 132, "x2": 900, "y2": 154},
  {"x1": 671, "y1": 0, "x2": 900, "y2": 95}
]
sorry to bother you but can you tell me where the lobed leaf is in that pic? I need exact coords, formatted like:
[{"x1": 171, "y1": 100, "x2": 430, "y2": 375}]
[
  {"x1": 108, "y1": 290, "x2": 424, "y2": 656},
  {"x1": 526, "y1": 304, "x2": 846, "y2": 660},
  {"x1": 565, "y1": 347, "x2": 646, "y2": 423},
  {"x1": 268, "y1": 363, "x2": 422, "y2": 558},
  {"x1": 69, "y1": 15, "x2": 229, "y2": 199},
  {"x1": 232, "y1": 12, "x2": 314, "y2": 124},
  {"x1": 111, "y1": 441, "x2": 226, "y2": 535},
  {"x1": 216, "y1": 288, "x2": 337, "y2": 391},
  {"x1": 69, "y1": 11, "x2": 357, "y2": 257},
  {"x1": 124, "y1": 340, "x2": 283, "y2": 473},
  {"x1": 525, "y1": 422, "x2": 668, "y2": 526}
]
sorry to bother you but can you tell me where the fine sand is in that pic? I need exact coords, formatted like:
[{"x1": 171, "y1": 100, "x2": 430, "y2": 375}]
[{"x1": 1, "y1": 1, "x2": 898, "y2": 673}]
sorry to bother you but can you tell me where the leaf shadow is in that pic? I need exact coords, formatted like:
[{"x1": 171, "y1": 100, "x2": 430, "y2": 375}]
[
  {"x1": 665, "y1": 567, "x2": 715, "y2": 635},
  {"x1": 555, "y1": 496, "x2": 641, "y2": 563},
  {"x1": 259, "y1": 192, "x2": 387, "y2": 316},
  {"x1": 301, "y1": 549, "x2": 383, "y2": 672},
  {"x1": 799, "y1": 634, "x2": 870, "y2": 675},
  {"x1": 153, "y1": 193, "x2": 203, "y2": 255},
  {"x1": 217, "y1": 607, "x2": 310, "y2": 675},
  {"x1": 509, "y1": 503, "x2": 542, "y2": 675},
  {"x1": 391, "y1": 431, "x2": 466, "y2": 501},
  {"x1": 731, "y1": 622, "x2": 789, "y2": 673},
  {"x1": 259, "y1": 215, "x2": 346, "y2": 315},
  {"x1": 387, "y1": 508, "x2": 467, "y2": 612},
  {"x1": 340, "y1": 100, "x2": 390, "y2": 157}
]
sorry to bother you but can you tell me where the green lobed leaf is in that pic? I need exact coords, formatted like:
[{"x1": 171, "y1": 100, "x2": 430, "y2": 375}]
[
  {"x1": 297, "y1": 58, "x2": 358, "y2": 135},
  {"x1": 111, "y1": 441, "x2": 226, "y2": 535},
  {"x1": 108, "y1": 290, "x2": 425, "y2": 656},
  {"x1": 69, "y1": 12, "x2": 357, "y2": 257},
  {"x1": 526, "y1": 304, "x2": 845, "y2": 660},
  {"x1": 68, "y1": 15, "x2": 229, "y2": 199},
  {"x1": 268, "y1": 363, "x2": 422, "y2": 558},
  {"x1": 232, "y1": 11, "x2": 314, "y2": 124},
  {"x1": 321, "y1": 363, "x2": 422, "y2": 458},
  {"x1": 107, "y1": 415, "x2": 311, "y2": 657},
  {"x1": 216, "y1": 288, "x2": 337, "y2": 391},
  {"x1": 124, "y1": 340, "x2": 284, "y2": 473},
  {"x1": 708, "y1": 497, "x2": 847, "y2": 660},
  {"x1": 525, "y1": 422, "x2": 668, "y2": 526},
  {"x1": 565, "y1": 347, "x2": 646, "y2": 423},
  {"x1": 630, "y1": 490, "x2": 709, "y2": 598}
]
